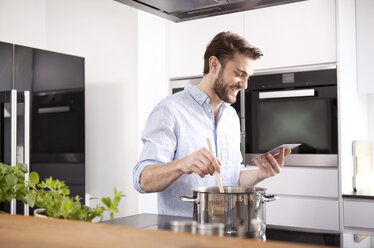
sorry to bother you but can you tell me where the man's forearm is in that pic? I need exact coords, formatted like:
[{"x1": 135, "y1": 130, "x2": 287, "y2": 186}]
[
  {"x1": 139, "y1": 159, "x2": 185, "y2": 193},
  {"x1": 239, "y1": 169, "x2": 264, "y2": 186}
]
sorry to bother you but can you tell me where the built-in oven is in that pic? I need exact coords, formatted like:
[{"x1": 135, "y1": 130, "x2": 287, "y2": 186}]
[
  {"x1": 243, "y1": 64, "x2": 338, "y2": 167},
  {"x1": 31, "y1": 89, "x2": 85, "y2": 163}
]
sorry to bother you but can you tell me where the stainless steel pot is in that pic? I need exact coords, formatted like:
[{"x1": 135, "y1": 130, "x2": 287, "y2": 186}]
[{"x1": 179, "y1": 186, "x2": 277, "y2": 239}]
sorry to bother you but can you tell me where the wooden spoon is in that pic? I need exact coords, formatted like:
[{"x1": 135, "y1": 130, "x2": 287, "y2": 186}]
[{"x1": 206, "y1": 138, "x2": 224, "y2": 193}]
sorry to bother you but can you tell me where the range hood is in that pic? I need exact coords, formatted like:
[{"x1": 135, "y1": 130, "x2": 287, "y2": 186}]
[{"x1": 114, "y1": 0, "x2": 306, "y2": 23}]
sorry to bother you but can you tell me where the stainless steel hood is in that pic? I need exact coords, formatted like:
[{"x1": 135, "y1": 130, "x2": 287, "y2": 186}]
[{"x1": 114, "y1": 0, "x2": 306, "y2": 23}]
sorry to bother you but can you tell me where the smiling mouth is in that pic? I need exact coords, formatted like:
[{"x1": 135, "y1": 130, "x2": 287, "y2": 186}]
[{"x1": 230, "y1": 86, "x2": 240, "y2": 96}]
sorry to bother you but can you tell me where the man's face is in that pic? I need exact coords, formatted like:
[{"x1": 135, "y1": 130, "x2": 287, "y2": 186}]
[{"x1": 213, "y1": 53, "x2": 254, "y2": 104}]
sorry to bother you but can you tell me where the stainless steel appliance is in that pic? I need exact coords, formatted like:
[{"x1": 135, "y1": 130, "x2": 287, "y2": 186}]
[
  {"x1": 179, "y1": 186, "x2": 277, "y2": 240},
  {"x1": 243, "y1": 64, "x2": 338, "y2": 167}
]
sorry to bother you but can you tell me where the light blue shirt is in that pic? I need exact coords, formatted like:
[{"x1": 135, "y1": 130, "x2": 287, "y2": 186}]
[{"x1": 133, "y1": 84, "x2": 245, "y2": 217}]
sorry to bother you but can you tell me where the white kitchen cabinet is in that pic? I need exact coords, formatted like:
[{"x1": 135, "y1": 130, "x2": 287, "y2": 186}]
[
  {"x1": 356, "y1": 0, "x2": 374, "y2": 93},
  {"x1": 166, "y1": 0, "x2": 336, "y2": 76},
  {"x1": 244, "y1": 0, "x2": 336, "y2": 70},
  {"x1": 166, "y1": 12, "x2": 244, "y2": 78},
  {"x1": 344, "y1": 198, "x2": 374, "y2": 229},
  {"x1": 256, "y1": 166, "x2": 339, "y2": 231},
  {"x1": 266, "y1": 196, "x2": 340, "y2": 231},
  {"x1": 256, "y1": 167, "x2": 339, "y2": 198}
]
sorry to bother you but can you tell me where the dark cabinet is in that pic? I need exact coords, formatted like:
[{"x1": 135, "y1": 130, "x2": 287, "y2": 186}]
[
  {"x1": 0, "y1": 42, "x2": 13, "y2": 91},
  {"x1": 1, "y1": 42, "x2": 85, "y2": 91},
  {"x1": 14, "y1": 45, "x2": 33, "y2": 91},
  {"x1": 33, "y1": 49, "x2": 84, "y2": 92}
]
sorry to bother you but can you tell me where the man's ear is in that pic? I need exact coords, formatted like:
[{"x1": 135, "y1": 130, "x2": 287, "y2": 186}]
[{"x1": 209, "y1": 56, "x2": 221, "y2": 74}]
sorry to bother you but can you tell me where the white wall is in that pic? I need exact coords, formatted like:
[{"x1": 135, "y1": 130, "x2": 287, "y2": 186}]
[
  {"x1": 0, "y1": 0, "x2": 46, "y2": 47},
  {"x1": 369, "y1": 95, "x2": 374, "y2": 188},
  {"x1": 0, "y1": 0, "x2": 140, "y2": 219},
  {"x1": 45, "y1": 0, "x2": 140, "y2": 219},
  {"x1": 137, "y1": 11, "x2": 168, "y2": 214},
  {"x1": 336, "y1": 0, "x2": 369, "y2": 194}
]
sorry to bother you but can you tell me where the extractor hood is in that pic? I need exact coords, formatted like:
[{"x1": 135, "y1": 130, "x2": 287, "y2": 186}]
[{"x1": 114, "y1": 0, "x2": 306, "y2": 23}]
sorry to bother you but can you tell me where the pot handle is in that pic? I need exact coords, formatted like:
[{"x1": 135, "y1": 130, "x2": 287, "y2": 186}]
[
  {"x1": 179, "y1": 195, "x2": 199, "y2": 203},
  {"x1": 262, "y1": 194, "x2": 279, "y2": 203}
]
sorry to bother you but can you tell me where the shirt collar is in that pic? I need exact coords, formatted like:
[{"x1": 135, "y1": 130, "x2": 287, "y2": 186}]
[
  {"x1": 184, "y1": 83, "x2": 231, "y2": 111},
  {"x1": 185, "y1": 83, "x2": 209, "y2": 106}
]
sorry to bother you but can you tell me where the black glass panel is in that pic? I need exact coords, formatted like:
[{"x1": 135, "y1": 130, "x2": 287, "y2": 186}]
[{"x1": 31, "y1": 90, "x2": 84, "y2": 162}]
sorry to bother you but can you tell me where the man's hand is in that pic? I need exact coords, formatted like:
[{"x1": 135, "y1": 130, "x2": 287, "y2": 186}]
[
  {"x1": 177, "y1": 148, "x2": 221, "y2": 178},
  {"x1": 253, "y1": 147, "x2": 292, "y2": 181}
]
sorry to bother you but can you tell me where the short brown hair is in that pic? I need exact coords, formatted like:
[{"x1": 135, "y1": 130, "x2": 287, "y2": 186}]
[{"x1": 203, "y1": 31, "x2": 263, "y2": 75}]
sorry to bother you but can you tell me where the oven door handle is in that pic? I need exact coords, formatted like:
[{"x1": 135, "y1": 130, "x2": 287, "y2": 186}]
[
  {"x1": 259, "y1": 89, "x2": 315, "y2": 99},
  {"x1": 38, "y1": 106, "x2": 70, "y2": 114}
]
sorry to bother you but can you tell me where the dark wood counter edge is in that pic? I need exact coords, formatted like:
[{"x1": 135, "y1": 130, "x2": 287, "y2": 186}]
[{"x1": 0, "y1": 213, "x2": 330, "y2": 248}]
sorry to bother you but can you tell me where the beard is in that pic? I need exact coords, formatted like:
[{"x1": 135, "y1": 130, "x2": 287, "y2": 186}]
[{"x1": 213, "y1": 69, "x2": 239, "y2": 104}]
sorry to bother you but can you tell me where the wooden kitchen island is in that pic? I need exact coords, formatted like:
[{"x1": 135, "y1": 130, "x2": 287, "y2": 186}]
[{"x1": 0, "y1": 213, "x2": 330, "y2": 248}]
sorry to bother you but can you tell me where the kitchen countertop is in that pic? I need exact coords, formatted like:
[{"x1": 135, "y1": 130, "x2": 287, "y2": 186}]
[
  {"x1": 0, "y1": 213, "x2": 331, "y2": 248},
  {"x1": 343, "y1": 188, "x2": 374, "y2": 199}
]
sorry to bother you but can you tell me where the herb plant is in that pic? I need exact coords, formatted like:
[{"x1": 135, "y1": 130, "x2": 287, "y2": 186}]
[{"x1": 0, "y1": 162, "x2": 125, "y2": 222}]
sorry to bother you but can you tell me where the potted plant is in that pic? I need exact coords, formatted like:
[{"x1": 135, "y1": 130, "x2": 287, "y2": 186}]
[{"x1": 0, "y1": 162, "x2": 124, "y2": 222}]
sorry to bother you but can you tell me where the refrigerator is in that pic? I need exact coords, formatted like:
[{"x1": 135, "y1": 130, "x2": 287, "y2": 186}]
[{"x1": 0, "y1": 41, "x2": 85, "y2": 215}]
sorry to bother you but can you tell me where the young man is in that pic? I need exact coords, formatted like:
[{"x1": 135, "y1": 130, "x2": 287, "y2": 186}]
[{"x1": 133, "y1": 32, "x2": 291, "y2": 217}]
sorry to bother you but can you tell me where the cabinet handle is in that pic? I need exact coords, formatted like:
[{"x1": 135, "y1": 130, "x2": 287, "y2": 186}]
[
  {"x1": 10, "y1": 90, "x2": 17, "y2": 215},
  {"x1": 23, "y1": 91, "x2": 30, "y2": 216},
  {"x1": 38, "y1": 106, "x2": 70, "y2": 114},
  {"x1": 259, "y1": 89, "x2": 315, "y2": 99}
]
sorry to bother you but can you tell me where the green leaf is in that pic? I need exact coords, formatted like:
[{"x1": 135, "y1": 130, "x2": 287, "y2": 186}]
[
  {"x1": 61, "y1": 197, "x2": 74, "y2": 214},
  {"x1": 62, "y1": 187, "x2": 70, "y2": 196},
  {"x1": 5, "y1": 174, "x2": 17, "y2": 187},
  {"x1": 15, "y1": 170, "x2": 25, "y2": 180},
  {"x1": 16, "y1": 163, "x2": 27, "y2": 173},
  {"x1": 37, "y1": 182, "x2": 47, "y2": 189},
  {"x1": 101, "y1": 197, "x2": 111, "y2": 208},
  {"x1": 110, "y1": 207, "x2": 119, "y2": 213},
  {"x1": 26, "y1": 190, "x2": 37, "y2": 207},
  {"x1": 4, "y1": 192, "x2": 13, "y2": 201},
  {"x1": 29, "y1": 172, "x2": 39, "y2": 185}
]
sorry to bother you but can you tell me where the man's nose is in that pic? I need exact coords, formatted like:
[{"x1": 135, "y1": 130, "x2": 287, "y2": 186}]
[{"x1": 239, "y1": 78, "x2": 247, "y2": 89}]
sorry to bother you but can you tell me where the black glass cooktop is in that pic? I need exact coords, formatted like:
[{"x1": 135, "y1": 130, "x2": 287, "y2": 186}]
[{"x1": 106, "y1": 213, "x2": 340, "y2": 247}]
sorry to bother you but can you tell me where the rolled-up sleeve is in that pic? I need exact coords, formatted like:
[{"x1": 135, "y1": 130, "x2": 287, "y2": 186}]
[{"x1": 133, "y1": 103, "x2": 177, "y2": 193}]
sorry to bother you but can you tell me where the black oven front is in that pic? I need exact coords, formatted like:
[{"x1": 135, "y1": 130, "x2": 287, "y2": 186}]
[{"x1": 243, "y1": 65, "x2": 338, "y2": 167}]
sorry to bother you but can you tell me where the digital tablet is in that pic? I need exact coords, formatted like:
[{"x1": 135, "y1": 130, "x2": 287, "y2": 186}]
[{"x1": 251, "y1": 144, "x2": 301, "y2": 161}]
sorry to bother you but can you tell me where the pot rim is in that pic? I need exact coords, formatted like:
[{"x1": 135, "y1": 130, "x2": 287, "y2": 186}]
[
  {"x1": 33, "y1": 208, "x2": 49, "y2": 219},
  {"x1": 192, "y1": 186, "x2": 267, "y2": 194}
]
